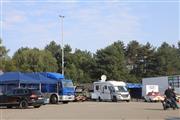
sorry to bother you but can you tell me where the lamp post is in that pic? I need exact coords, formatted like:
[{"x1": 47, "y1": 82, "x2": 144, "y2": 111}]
[{"x1": 59, "y1": 15, "x2": 65, "y2": 75}]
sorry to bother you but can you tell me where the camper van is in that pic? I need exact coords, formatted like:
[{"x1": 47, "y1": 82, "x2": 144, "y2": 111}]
[{"x1": 91, "y1": 80, "x2": 131, "y2": 102}]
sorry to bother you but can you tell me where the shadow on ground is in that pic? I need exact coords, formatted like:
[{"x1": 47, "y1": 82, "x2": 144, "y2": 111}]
[{"x1": 165, "y1": 117, "x2": 180, "y2": 120}]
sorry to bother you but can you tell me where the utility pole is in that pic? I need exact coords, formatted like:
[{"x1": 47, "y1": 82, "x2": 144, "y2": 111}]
[{"x1": 59, "y1": 15, "x2": 65, "y2": 75}]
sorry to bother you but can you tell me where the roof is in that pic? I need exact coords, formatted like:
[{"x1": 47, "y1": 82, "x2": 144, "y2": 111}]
[
  {"x1": 0, "y1": 72, "x2": 40, "y2": 84},
  {"x1": 23, "y1": 72, "x2": 57, "y2": 84},
  {"x1": 94, "y1": 80, "x2": 126, "y2": 86},
  {"x1": 126, "y1": 83, "x2": 142, "y2": 88},
  {"x1": 40, "y1": 72, "x2": 64, "y2": 80},
  {"x1": 0, "y1": 72, "x2": 60, "y2": 84}
]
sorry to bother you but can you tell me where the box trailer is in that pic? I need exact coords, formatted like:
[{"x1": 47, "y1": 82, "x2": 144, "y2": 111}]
[{"x1": 142, "y1": 75, "x2": 180, "y2": 97}]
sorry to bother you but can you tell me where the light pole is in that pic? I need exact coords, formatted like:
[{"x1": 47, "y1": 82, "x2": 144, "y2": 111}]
[{"x1": 59, "y1": 15, "x2": 65, "y2": 75}]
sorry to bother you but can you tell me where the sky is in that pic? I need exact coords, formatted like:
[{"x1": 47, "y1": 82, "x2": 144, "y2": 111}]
[{"x1": 0, "y1": 0, "x2": 179, "y2": 56}]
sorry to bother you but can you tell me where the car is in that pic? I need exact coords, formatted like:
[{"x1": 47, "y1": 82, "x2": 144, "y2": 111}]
[
  {"x1": 144, "y1": 91, "x2": 164, "y2": 102},
  {"x1": 0, "y1": 88, "x2": 44, "y2": 109}
]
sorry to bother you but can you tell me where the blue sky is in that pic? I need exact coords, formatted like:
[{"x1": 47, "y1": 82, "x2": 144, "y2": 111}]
[{"x1": 0, "y1": 0, "x2": 179, "y2": 56}]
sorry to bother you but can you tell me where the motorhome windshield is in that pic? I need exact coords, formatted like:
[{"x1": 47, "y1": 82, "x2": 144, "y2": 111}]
[
  {"x1": 114, "y1": 86, "x2": 128, "y2": 92},
  {"x1": 62, "y1": 81, "x2": 73, "y2": 88}
]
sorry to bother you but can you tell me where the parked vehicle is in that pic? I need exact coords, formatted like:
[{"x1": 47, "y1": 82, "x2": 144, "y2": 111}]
[
  {"x1": 41, "y1": 72, "x2": 75, "y2": 104},
  {"x1": 142, "y1": 76, "x2": 180, "y2": 98},
  {"x1": 144, "y1": 91, "x2": 164, "y2": 102},
  {"x1": 0, "y1": 88, "x2": 44, "y2": 109},
  {"x1": 74, "y1": 86, "x2": 87, "y2": 102},
  {"x1": 0, "y1": 72, "x2": 75, "y2": 104},
  {"x1": 91, "y1": 80, "x2": 131, "y2": 102}
]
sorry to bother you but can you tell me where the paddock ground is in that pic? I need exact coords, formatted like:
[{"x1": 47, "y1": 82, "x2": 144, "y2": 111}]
[{"x1": 0, "y1": 101, "x2": 179, "y2": 120}]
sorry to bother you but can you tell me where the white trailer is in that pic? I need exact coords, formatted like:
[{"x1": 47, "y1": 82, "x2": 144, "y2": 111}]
[
  {"x1": 91, "y1": 80, "x2": 131, "y2": 102},
  {"x1": 142, "y1": 75, "x2": 180, "y2": 97}
]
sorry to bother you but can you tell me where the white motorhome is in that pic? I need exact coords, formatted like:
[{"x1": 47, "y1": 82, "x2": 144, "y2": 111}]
[{"x1": 91, "y1": 80, "x2": 131, "y2": 102}]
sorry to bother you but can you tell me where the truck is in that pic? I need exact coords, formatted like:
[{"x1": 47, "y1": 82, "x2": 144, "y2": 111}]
[
  {"x1": 142, "y1": 75, "x2": 180, "y2": 101},
  {"x1": 91, "y1": 78, "x2": 131, "y2": 102},
  {"x1": 0, "y1": 72, "x2": 75, "y2": 104}
]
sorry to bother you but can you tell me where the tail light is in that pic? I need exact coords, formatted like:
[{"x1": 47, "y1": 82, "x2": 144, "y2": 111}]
[{"x1": 30, "y1": 93, "x2": 38, "y2": 100}]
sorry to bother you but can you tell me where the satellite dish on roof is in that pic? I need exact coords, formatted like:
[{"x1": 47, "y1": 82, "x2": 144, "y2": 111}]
[{"x1": 101, "y1": 75, "x2": 107, "y2": 82}]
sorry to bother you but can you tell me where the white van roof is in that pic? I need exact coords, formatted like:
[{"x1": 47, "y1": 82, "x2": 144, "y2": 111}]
[{"x1": 94, "y1": 80, "x2": 126, "y2": 86}]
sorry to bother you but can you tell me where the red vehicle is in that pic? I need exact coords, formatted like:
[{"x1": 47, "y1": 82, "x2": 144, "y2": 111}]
[{"x1": 144, "y1": 91, "x2": 164, "y2": 102}]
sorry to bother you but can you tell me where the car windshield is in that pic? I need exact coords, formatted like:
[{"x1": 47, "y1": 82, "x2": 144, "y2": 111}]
[
  {"x1": 114, "y1": 86, "x2": 128, "y2": 92},
  {"x1": 62, "y1": 81, "x2": 74, "y2": 88}
]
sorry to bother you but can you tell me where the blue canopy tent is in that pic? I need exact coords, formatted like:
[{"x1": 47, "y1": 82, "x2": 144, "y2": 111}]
[
  {"x1": 126, "y1": 83, "x2": 142, "y2": 99},
  {"x1": 0, "y1": 72, "x2": 40, "y2": 84},
  {"x1": 23, "y1": 72, "x2": 58, "y2": 92},
  {"x1": 40, "y1": 72, "x2": 64, "y2": 80},
  {"x1": 23, "y1": 72, "x2": 57, "y2": 84},
  {"x1": 0, "y1": 72, "x2": 40, "y2": 93},
  {"x1": 126, "y1": 83, "x2": 142, "y2": 89}
]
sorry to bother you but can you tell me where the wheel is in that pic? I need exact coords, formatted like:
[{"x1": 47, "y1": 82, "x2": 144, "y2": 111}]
[
  {"x1": 126, "y1": 100, "x2": 130, "y2": 102},
  {"x1": 34, "y1": 105, "x2": 41, "y2": 108},
  {"x1": 98, "y1": 97, "x2": 102, "y2": 102},
  {"x1": 7, "y1": 106, "x2": 12, "y2": 108},
  {"x1": 19, "y1": 100, "x2": 28, "y2": 109},
  {"x1": 112, "y1": 96, "x2": 117, "y2": 102},
  {"x1": 62, "y1": 101, "x2": 69, "y2": 104},
  {"x1": 50, "y1": 95, "x2": 58, "y2": 104}
]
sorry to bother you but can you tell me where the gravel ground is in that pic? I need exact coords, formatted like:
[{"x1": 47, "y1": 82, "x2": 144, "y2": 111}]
[{"x1": 0, "y1": 101, "x2": 179, "y2": 120}]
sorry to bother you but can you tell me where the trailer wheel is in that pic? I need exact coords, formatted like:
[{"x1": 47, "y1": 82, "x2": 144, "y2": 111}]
[{"x1": 50, "y1": 95, "x2": 58, "y2": 104}]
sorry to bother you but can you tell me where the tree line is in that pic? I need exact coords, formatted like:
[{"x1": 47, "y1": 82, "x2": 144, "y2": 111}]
[{"x1": 0, "y1": 38, "x2": 180, "y2": 84}]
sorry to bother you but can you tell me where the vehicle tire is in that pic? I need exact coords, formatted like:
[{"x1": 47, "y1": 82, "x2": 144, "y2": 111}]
[
  {"x1": 98, "y1": 97, "x2": 102, "y2": 102},
  {"x1": 62, "y1": 101, "x2": 68, "y2": 104},
  {"x1": 19, "y1": 100, "x2": 28, "y2": 109},
  {"x1": 7, "y1": 106, "x2": 12, "y2": 108},
  {"x1": 34, "y1": 105, "x2": 41, "y2": 108},
  {"x1": 50, "y1": 95, "x2": 58, "y2": 104},
  {"x1": 126, "y1": 100, "x2": 130, "y2": 102},
  {"x1": 112, "y1": 96, "x2": 117, "y2": 102}
]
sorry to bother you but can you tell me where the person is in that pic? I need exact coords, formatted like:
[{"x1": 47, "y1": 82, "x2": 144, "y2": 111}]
[{"x1": 164, "y1": 86, "x2": 179, "y2": 109}]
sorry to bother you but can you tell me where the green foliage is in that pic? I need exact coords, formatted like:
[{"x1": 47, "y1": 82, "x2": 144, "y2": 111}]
[
  {"x1": 13, "y1": 48, "x2": 58, "y2": 72},
  {"x1": 0, "y1": 39, "x2": 10, "y2": 71},
  {"x1": 155, "y1": 42, "x2": 180, "y2": 75},
  {"x1": 94, "y1": 41, "x2": 129, "y2": 82},
  {"x1": 2, "y1": 39, "x2": 180, "y2": 84}
]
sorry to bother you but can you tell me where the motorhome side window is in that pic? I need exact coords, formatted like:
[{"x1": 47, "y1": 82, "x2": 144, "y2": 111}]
[
  {"x1": 108, "y1": 86, "x2": 114, "y2": 93},
  {"x1": 95, "y1": 85, "x2": 99, "y2": 90}
]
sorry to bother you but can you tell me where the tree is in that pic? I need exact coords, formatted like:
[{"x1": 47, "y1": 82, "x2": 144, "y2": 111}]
[
  {"x1": 94, "y1": 41, "x2": 129, "y2": 82},
  {"x1": 155, "y1": 42, "x2": 180, "y2": 75},
  {"x1": 45, "y1": 41, "x2": 61, "y2": 57},
  {"x1": 13, "y1": 48, "x2": 58, "y2": 72},
  {"x1": 70, "y1": 49, "x2": 95, "y2": 83},
  {"x1": 0, "y1": 38, "x2": 10, "y2": 71}
]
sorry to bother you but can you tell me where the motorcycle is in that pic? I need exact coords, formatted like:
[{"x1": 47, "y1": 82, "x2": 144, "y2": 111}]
[{"x1": 161, "y1": 97, "x2": 176, "y2": 110}]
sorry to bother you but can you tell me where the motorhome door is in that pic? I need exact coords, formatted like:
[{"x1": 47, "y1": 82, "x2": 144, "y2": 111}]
[{"x1": 101, "y1": 85, "x2": 111, "y2": 100}]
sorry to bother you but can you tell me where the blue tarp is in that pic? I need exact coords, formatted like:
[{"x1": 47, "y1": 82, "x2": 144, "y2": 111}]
[
  {"x1": 126, "y1": 83, "x2": 142, "y2": 89},
  {"x1": 41, "y1": 72, "x2": 64, "y2": 80},
  {"x1": 0, "y1": 72, "x2": 40, "y2": 84},
  {"x1": 24, "y1": 72, "x2": 57, "y2": 84}
]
